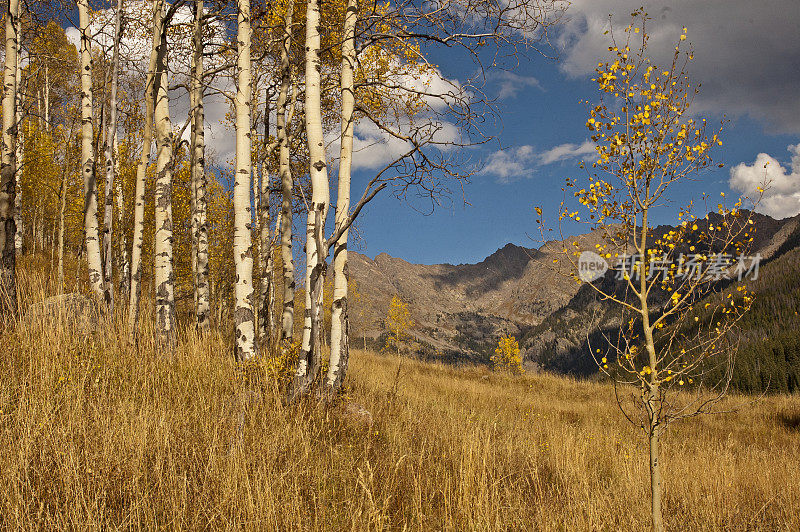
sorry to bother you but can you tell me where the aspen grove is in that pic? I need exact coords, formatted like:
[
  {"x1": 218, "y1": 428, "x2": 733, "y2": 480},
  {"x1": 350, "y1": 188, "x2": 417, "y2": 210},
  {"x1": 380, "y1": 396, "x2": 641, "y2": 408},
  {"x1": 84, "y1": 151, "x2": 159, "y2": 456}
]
[{"x1": 0, "y1": 0, "x2": 560, "y2": 396}]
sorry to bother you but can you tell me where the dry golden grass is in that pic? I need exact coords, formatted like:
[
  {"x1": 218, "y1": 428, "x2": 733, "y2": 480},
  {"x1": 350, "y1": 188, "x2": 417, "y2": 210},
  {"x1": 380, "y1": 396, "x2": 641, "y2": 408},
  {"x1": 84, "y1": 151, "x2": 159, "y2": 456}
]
[{"x1": 1, "y1": 259, "x2": 799, "y2": 530}]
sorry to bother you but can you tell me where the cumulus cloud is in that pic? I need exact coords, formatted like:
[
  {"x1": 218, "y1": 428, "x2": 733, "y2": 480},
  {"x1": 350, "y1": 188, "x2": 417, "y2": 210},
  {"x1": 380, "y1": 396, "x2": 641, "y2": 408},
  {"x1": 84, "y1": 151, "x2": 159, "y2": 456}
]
[
  {"x1": 493, "y1": 71, "x2": 542, "y2": 99},
  {"x1": 480, "y1": 145, "x2": 536, "y2": 182},
  {"x1": 557, "y1": 0, "x2": 800, "y2": 133},
  {"x1": 729, "y1": 145, "x2": 800, "y2": 219},
  {"x1": 480, "y1": 140, "x2": 595, "y2": 182}
]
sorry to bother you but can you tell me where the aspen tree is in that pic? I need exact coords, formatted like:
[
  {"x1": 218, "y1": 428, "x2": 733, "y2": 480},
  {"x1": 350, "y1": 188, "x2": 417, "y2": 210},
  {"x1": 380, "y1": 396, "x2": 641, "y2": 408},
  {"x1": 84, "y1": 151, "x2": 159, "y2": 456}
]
[
  {"x1": 115, "y1": 128, "x2": 127, "y2": 296},
  {"x1": 277, "y1": 0, "x2": 295, "y2": 343},
  {"x1": 101, "y1": 0, "x2": 124, "y2": 313},
  {"x1": 128, "y1": 1, "x2": 159, "y2": 343},
  {"x1": 0, "y1": 0, "x2": 19, "y2": 321},
  {"x1": 79, "y1": 0, "x2": 109, "y2": 305},
  {"x1": 293, "y1": 0, "x2": 330, "y2": 393},
  {"x1": 233, "y1": 0, "x2": 257, "y2": 360},
  {"x1": 152, "y1": 0, "x2": 176, "y2": 343},
  {"x1": 386, "y1": 294, "x2": 413, "y2": 355},
  {"x1": 325, "y1": 0, "x2": 357, "y2": 393},
  {"x1": 191, "y1": 0, "x2": 210, "y2": 329},
  {"x1": 256, "y1": 87, "x2": 278, "y2": 345},
  {"x1": 14, "y1": 51, "x2": 22, "y2": 256},
  {"x1": 542, "y1": 13, "x2": 757, "y2": 531}
]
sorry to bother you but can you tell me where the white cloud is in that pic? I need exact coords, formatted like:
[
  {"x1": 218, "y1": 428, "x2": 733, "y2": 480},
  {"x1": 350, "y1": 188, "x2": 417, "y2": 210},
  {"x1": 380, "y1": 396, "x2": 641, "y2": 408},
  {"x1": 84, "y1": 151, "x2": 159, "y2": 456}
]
[
  {"x1": 480, "y1": 140, "x2": 596, "y2": 181},
  {"x1": 480, "y1": 145, "x2": 536, "y2": 182},
  {"x1": 538, "y1": 140, "x2": 596, "y2": 165},
  {"x1": 494, "y1": 71, "x2": 542, "y2": 99},
  {"x1": 557, "y1": 0, "x2": 800, "y2": 133},
  {"x1": 729, "y1": 144, "x2": 800, "y2": 219}
]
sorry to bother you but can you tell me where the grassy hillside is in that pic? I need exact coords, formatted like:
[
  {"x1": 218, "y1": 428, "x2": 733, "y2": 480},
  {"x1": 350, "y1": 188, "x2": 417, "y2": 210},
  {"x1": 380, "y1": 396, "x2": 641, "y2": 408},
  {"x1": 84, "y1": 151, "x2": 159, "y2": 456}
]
[{"x1": 1, "y1": 268, "x2": 799, "y2": 529}]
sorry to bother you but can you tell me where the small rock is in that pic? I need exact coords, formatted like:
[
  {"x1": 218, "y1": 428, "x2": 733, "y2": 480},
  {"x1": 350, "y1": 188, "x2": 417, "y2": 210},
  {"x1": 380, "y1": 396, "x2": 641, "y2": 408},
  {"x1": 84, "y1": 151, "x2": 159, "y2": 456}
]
[
  {"x1": 342, "y1": 401, "x2": 373, "y2": 426},
  {"x1": 24, "y1": 293, "x2": 101, "y2": 332}
]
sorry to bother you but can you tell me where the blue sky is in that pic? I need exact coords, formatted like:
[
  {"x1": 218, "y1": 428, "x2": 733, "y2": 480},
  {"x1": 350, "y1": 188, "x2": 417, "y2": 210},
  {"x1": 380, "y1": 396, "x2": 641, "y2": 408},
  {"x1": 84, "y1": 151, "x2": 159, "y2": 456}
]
[
  {"x1": 64, "y1": 0, "x2": 800, "y2": 266},
  {"x1": 350, "y1": 0, "x2": 800, "y2": 265}
]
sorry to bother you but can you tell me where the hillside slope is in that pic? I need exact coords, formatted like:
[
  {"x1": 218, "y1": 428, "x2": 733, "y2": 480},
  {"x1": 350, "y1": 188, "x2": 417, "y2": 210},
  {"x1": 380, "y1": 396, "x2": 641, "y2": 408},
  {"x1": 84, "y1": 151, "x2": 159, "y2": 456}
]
[
  {"x1": 523, "y1": 212, "x2": 800, "y2": 392},
  {"x1": 350, "y1": 212, "x2": 796, "y2": 370}
]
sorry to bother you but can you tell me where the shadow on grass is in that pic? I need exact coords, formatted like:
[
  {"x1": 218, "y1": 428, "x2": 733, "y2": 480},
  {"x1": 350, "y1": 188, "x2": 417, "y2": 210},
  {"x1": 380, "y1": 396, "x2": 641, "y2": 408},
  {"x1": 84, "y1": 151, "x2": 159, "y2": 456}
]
[{"x1": 778, "y1": 411, "x2": 800, "y2": 431}]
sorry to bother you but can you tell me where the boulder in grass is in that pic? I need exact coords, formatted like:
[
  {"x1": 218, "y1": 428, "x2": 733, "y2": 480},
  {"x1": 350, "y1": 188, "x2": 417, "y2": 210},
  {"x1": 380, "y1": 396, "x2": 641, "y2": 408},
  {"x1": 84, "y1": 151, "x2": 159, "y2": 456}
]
[
  {"x1": 341, "y1": 401, "x2": 373, "y2": 426},
  {"x1": 25, "y1": 293, "x2": 101, "y2": 332}
]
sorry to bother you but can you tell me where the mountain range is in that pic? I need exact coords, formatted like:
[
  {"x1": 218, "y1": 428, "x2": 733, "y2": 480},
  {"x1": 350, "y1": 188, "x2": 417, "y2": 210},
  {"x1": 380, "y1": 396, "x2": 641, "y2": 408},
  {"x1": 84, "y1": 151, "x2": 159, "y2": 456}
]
[{"x1": 348, "y1": 211, "x2": 800, "y2": 391}]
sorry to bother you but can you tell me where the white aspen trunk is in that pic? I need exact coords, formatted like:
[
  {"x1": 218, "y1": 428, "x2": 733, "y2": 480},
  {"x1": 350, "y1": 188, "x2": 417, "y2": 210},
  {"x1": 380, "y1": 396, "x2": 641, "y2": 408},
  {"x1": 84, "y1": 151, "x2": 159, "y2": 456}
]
[
  {"x1": 44, "y1": 66, "x2": 50, "y2": 130},
  {"x1": 31, "y1": 208, "x2": 37, "y2": 255},
  {"x1": 326, "y1": 0, "x2": 357, "y2": 393},
  {"x1": 233, "y1": 0, "x2": 257, "y2": 361},
  {"x1": 0, "y1": 0, "x2": 19, "y2": 321},
  {"x1": 79, "y1": 0, "x2": 109, "y2": 305},
  {"x1": 153, "y1": 0, "x2": 175, "y2": 344},
  {"x1": 190, "y1": 84, "x2": 198, "y2": 312},
  {"x1": 114, "y1": 132, "x2": 128, "y2": 296},
  {"x1": 191, "y1": 0, "x2": 210, "y2": 330},
  {"x1": 127, "y1": 1, "x2": 159, "y2": 343},
  {"x1": 277, "y1": 0, "x2": 295, "y2": 343},
  {"x1": 294, "y1": 0, "x2": 330, "y2": 392},
  {"x1": 258, "y1": 97, "x2": 276, "y2": 345},
  {"x1": 13, "y1": 52, "x2": 22, "y2": 256},
  {"x1": 252, "y1": 147, "x2": 260, "y2": 336},
  {"x1": 189, "y1": 87, "x2": 197, "y2": 310},
  {"x1": 101, "y1": 0, "x2": 123, "y2": 314},
  {"x1": 58, "y1": 167, "x2": 67, "y2": 293}
]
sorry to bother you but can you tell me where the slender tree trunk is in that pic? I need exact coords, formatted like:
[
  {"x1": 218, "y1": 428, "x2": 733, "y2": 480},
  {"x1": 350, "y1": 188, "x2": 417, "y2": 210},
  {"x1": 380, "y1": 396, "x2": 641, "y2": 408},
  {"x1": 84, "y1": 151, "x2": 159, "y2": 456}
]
[
  {"x1": 153, "y1": 0, "x2": 175, "y2": 344},
  {"x1": 79, "y1": 0, "x2": 109, "y2": 305},
  {"x1": 13, "y1": 52, "x2": 22, "y2": 257},
  {"x1": 0, "y1": 0, "x2": 19, "y2": 322},
  {"x1": 115, "y1": 132, "x2": 128, "y2": 296},
  {"x1": 277, "y1": 0, "x2": 295, "y2": 343},
  {"x1": 44, "y1": 66, "x2": 50, "y2": 130},
  {"x1": 294, "y1": 0, "x2": 330, "y2": 393},
  {"x1": 326, "y1": 0, "x2": 357, "y2": 393},
  {"x1": 233, "y1": 0, "x2": 256, "y2": 361},
  {"x1": 191, "y1": 0, "x2": 210, "y2": 330},
  {"x1": 190, "y1": 89, "x2": 197, "y2": 312},
  {"x1": 258, "y1": 95, "x2": 276, "y2": 346},
  {"x1": 101, "y1": 0, "x2": 124, "y2": 314},
  {"x1": 127, "y1": 1, "x2": 159, "y2": 343},
  {"x1": 58, "y1": 167, "x2": 67, "y2": 293},
  {"x1": 637, "y1": 206, "x2": 665, "y2": 532}
]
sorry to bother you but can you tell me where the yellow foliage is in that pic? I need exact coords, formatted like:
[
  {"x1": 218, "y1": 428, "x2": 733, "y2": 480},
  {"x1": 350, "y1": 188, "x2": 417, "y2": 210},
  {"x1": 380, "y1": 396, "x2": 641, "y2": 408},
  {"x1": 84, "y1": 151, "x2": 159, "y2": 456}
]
[
  {"x1": 491, "y1": 335, "x2": 524, "y2": 375},
  {"x1": 386, "y1": 295, "x2": 414, "y2": 354}
]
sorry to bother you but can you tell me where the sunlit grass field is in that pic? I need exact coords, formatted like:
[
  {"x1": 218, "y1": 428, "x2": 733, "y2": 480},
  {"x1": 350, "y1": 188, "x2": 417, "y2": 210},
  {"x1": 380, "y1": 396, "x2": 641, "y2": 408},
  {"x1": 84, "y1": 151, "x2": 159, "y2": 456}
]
[{"x1": 1, "y1": 259, "x2": 799, "y2": 530}]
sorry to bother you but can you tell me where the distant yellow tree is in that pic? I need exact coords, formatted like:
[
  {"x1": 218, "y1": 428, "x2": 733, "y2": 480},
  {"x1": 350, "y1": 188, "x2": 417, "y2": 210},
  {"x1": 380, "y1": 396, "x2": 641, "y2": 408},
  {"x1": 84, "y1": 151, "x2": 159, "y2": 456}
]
[
  {"x1": 386, "y1": 295, "x2": 413, "y2": 355},
  {"x1": 491, "y1": 335, "x2": 523, "y2": 375}
]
